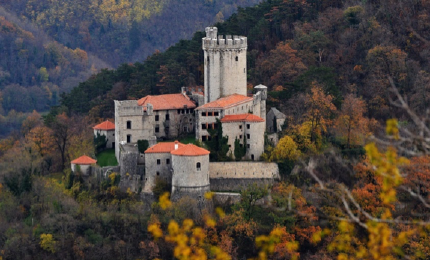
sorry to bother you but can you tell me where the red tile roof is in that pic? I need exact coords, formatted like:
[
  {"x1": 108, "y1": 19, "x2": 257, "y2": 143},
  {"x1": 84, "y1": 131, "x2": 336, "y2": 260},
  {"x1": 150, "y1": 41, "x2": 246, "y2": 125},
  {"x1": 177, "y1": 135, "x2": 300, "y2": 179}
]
[
  {"x1": 196, "y1": 93, "x2": 252, "y2": 110},
  {"x1": 145, "y1": 141, "x2": 186, "y2": 154},
  {"x1": 71, "y1": 155, "x2": 97, "y2": 165},
  {"x1": 93, "y1": 120, "x2": 115, "y2": 130},
  {"x1": 137, "y1": 94, "x2": 196, "y2": 111},
  {"x1": 221, "y1": 113, "x2": 264, "y2": 123},
  {"x1": 171, "y1": 144, "x2": 210, "y2": 156}
]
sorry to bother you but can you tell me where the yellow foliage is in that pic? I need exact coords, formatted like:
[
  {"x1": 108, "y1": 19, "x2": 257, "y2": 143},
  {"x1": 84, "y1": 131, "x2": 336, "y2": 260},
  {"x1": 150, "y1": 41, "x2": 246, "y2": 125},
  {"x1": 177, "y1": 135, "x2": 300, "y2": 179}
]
[
  {"x1": 40, "y1": 233, "x2": 56, "y2": 253},
  {"x1": 159, "y1": 192, "x2": 172, "y2": 209},
  {"x1": 269, "y1": 135, "x2": 301, "y2": 162}
]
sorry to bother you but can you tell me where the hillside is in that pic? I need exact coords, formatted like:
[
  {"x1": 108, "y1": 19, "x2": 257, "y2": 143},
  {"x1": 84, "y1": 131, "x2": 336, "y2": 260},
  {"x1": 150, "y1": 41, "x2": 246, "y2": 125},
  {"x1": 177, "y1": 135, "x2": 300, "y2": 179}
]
[{"x1": 1, "y1": 0, "x2": 262, "y2": 66}]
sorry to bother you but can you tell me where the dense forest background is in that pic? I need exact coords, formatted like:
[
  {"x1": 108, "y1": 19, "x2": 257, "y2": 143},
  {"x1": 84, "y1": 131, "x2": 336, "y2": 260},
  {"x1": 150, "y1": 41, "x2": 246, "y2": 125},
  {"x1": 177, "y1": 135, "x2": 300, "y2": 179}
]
[
  {"x1": 2, "y1": 0, "x2": 430, "y2": 259},
  {"x1": 0, "y1": 0, "x2": 261, "y2": 136}
]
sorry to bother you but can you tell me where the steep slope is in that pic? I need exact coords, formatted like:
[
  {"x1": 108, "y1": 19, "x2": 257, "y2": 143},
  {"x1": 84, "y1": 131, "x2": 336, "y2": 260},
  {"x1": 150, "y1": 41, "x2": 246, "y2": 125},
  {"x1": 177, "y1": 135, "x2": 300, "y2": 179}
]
[
  {"x1": 0, "y1": 7, "x2": 109, "y2": 115},
  {"x1": 1, "y1": 0, "x2": 262, "y2": 66}
]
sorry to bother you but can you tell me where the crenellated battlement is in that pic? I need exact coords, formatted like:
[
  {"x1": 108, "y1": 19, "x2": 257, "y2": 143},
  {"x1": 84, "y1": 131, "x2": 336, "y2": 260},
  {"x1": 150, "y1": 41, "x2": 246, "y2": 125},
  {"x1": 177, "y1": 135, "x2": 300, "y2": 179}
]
[{"x1": 203, "y1": 27, "x2": 247, "y2": 50}]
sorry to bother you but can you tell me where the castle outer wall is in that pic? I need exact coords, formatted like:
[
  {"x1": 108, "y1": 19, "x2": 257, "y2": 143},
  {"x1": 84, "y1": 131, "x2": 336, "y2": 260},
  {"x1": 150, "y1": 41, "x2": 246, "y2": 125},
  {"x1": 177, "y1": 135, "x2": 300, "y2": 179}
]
[{"x1": 209, "y1": 162, "x2": 279, "y2": 191}]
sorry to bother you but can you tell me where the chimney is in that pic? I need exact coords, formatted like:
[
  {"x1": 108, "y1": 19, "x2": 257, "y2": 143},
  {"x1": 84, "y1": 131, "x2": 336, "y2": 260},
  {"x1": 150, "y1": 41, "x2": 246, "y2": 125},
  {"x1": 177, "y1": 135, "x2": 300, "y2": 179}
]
[{"x1": 174, "y1": 140, "x2": 179, "y2": 150}]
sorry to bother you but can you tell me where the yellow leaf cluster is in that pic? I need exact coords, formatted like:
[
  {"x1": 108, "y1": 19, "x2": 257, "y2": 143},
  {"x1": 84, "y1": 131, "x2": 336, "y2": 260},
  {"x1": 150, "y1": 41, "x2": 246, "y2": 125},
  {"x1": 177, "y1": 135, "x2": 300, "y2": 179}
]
[{"x1": 40, "y1": 233, "x2": 57, "y2": 253}]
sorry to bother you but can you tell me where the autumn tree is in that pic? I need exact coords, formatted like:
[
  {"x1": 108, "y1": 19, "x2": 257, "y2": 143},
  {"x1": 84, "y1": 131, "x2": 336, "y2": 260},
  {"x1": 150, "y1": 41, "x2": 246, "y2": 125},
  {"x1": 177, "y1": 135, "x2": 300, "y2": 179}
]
[
  {"x1": 303, "y1": 83, "x2": 337, "y2": 144},
  {"x1": 255, "y1": 42, "x2": 307, "y2": 88},
  {"x1": 45, "y1": 113, "x2": 75, "y2": 171},
  {"x1": 333, "y1": 94, "x2": 373, "y2": 148}
]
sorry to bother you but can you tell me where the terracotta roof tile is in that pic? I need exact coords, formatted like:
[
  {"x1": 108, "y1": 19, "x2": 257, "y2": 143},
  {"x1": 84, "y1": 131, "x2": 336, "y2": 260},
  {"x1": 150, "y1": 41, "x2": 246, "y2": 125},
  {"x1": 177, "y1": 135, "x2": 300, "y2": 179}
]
[
  {"x1": 137, "y1": 94, "x2": 196, "y2": 111},
  {"x1": 71, "y1": 155, "x2": 97, "y2": 165},
  {"x1": 220, "y1": 113, "x2": 264, "y2": 123},
  {"x1": 171, "y1": 144, "x2": 210, "y2": 156},
  {"x1": 93, "y1": 120, "x2": 115, "y2": 130},
  {"x1": 145, "y1": 141, "x2": 186, "y2": 154},
  {"x1": 196, "y1": 94, "x2": 252, "y2": 110}
]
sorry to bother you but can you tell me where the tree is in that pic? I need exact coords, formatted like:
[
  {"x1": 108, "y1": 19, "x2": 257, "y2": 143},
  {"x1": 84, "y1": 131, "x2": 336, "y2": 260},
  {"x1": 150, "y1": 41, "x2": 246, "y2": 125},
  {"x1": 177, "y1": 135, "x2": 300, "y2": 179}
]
[
  {"x1": 303, "y1": 83, "x2": 337, "y2": 143},
  {"x1": 234, "y1": 136, "x2": 246, "y2": 161},
  {"x1": 333, "y1": 94, "x2": 372, "y2": 148},
  {"x1": 206, "y1": 119, "x2": 230, "y2": 161},
  {"x1": 268, "y1": 135, "x2": 301, "y2": 162},
  {"x1": 45, "y1": 113, "x2": 74, "y2": 171},
  {"x1": 238, "y1": 183, "x2": 268, "y2": 221},
  {"x1": 137, "y1": 139, "x2": 149, "y2": 154}
]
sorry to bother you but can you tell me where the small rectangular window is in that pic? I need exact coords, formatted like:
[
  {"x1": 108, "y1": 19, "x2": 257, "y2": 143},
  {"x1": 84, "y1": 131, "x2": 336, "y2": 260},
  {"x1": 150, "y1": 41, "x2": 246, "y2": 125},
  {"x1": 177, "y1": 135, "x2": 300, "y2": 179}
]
[
  {"x1": 127, "y1": 134, "x2": 131, "y2": 143},
  {"x1": 214, "y1": 111, "x2": 219, "y2": 116},
  {"x1": 202, "y1": 124, "x2": 207, "y2": 130},
  {"x1": 155, "y1": 115, "x2": 159, "y2": 121},
  {"x1": 239, "y1": 135, "x2": 242, "y2": 139},
  {"x1": 127, "y1": 121, "x2": 131, "y2": 129},
  {"x1": 208, "y1": 124, "x2": 213, "y2": 129},
  {"x1": 155, "y1": 125, "x2": 159, "y2": 133},
  {"x1": 239, "y1": 125, "x2": 242, "y2": 129},
  {"x1": 202, "y1": 136, "x2": 207, "y2": 141},
  {"x1": 166, "y1": 159, "x2": 170, "y2": 164},
  {"x1": 165, "y1": 114, "x2": 170, "y2": 120},
  {"x1": 247, "y1": 124, "x2": 250, "y2": 129},
  {"x1": 247, "y1": 144, "x2": 250, "y2": 148},
  {"x1": 247, "y1": 134, "x2": 250, "y2": 139},
  {"x1": 157, "y1": 159, "x2": 161, "y2": 165}
]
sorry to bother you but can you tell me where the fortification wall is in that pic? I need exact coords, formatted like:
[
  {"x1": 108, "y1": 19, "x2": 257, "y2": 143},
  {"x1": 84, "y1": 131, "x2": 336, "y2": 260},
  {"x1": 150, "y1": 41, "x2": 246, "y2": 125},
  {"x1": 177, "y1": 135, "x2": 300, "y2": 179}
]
[
  {"x1": 209, "y1": 162, "x2": 279, "y2": 191},
  {"x1": 209, "y1": 162, "x2": 279, "y2": 179}
]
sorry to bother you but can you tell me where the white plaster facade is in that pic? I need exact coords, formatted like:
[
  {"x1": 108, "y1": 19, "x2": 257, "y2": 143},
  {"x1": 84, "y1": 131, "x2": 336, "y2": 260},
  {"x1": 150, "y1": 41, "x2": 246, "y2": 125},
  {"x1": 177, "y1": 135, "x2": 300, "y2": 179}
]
[
  {"x1": 221, "y1": 119, "x2": 265, "y2": 160},
  {"x1": 94, "y1": 129, "x2": 115, "y2": 149}
]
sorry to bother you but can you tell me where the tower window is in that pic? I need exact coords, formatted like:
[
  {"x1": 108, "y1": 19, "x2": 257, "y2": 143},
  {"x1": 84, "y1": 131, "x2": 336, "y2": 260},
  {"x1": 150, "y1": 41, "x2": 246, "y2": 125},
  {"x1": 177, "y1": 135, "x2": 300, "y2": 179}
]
[
  {"x1": 165, "y1": 114, "x2": 169, "y2": 120},
  {"x1": 235, "y1": 56, "x2": 238, "y2": 61},
  {"x1": 155, "y1": 125, "x2": 159, "y2": 133},
  {"x1": 166, "y1": 159, "x2": 170, "y2": 164},
  {"x1": 157, "y1": 159, "x2": 161, "y2": 165},
  {"x1": 247, "y1": 124, "x2": 250, "y2": 129},
  {"x1": 126, "y1": 121, "x2": 131, "y2": 129},
  {"x1": 247, "y1": 134, "x2": 250, "y2": 139},
  {"x1": 155, "y1": 115, "x2": 159, "y2": 121},
  {"x1": 196, "y1": 162, "x2": 201, "y2": 171},
  {"x1": 127, "y1": 134, "x2": 131, "y2": 143}
]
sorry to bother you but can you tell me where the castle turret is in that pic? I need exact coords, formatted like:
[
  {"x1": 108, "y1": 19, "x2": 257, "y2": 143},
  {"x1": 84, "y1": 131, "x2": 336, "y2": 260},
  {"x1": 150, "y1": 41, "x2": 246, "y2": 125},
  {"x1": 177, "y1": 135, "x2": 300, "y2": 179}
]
[
  {"x1": 254, "y1": 84, "x2": 267, "y2": 122},
  {"x1": 203, "y1": 27, "x2": 247, "y2": 103},
  {"x1": 171, "y1": 144, "x2": 211, "y2": 210}
]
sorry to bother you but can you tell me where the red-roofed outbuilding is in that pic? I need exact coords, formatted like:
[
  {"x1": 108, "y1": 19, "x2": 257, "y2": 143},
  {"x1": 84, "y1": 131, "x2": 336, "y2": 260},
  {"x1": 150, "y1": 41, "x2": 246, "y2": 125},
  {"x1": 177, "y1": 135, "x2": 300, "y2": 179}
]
[
  {"x1": 93, "y1": 120, "x2": 116, "y2": 149},
  {"x1": 71, "y1": 155, "x2": 97, "y2": 175}
]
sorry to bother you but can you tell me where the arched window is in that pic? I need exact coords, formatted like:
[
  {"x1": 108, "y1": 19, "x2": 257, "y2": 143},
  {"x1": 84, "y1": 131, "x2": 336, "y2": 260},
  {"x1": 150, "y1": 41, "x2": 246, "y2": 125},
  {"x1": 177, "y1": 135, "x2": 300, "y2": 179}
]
[{"x1": 196, "y1": 162, "x2": 201, "y2": 171}]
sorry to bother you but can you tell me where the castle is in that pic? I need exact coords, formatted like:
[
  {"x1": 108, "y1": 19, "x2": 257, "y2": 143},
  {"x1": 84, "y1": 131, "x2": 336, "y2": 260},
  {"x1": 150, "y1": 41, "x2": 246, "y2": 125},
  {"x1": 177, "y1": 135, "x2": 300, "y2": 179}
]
[{"x1": 75, "y1": 27, "x2": 282, "y2": 204}]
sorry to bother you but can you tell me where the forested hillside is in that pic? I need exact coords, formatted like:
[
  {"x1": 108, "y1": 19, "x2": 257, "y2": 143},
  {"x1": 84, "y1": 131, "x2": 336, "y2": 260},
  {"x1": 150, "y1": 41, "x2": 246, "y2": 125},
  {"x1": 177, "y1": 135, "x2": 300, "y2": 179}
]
[
  {"x1": 1, "y1": 0, "x2": 261, "y2": 66},
  {"x1": 2, "y1": 0, "x2": 430, "y2": 259}
]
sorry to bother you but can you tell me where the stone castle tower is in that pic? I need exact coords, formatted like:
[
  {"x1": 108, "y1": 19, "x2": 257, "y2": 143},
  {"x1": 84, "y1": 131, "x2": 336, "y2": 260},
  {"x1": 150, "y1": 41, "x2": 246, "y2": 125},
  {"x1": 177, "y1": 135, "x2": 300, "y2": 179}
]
[{"x1": 203, "y1": 27, "x2": 247, "y2": 103}]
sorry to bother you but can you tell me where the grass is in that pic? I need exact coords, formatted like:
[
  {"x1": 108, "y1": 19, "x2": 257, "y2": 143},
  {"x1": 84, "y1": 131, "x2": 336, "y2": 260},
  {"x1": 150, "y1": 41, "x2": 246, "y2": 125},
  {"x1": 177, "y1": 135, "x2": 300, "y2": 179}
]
[
  {"x1": 179, "y1": 134, "x2": 198, "y2": 144},
  {"x1": 96, "y1": 149, "x2": 118, "y2": 167}
]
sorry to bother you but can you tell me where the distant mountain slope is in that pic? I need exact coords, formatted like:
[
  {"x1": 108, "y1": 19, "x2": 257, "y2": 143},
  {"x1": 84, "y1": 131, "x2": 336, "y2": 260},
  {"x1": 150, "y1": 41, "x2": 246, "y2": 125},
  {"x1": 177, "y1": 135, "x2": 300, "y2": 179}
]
[
  {"x1": 1, "y1": 0, "x2": 262, "y2": 66},
  {"x1": 0, "y1": 7, "x2": 109, "y2": 115}
]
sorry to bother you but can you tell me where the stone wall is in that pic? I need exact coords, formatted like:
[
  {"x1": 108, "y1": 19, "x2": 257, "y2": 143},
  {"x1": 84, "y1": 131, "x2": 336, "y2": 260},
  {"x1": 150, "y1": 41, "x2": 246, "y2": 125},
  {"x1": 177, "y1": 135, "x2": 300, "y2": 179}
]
[
  {"x1": 143, "y1": 152, "x2": 172, "y2": 193},
  {"x1": 209, "y1": 162, "x2": 279, "y2": 191},
  {"x1": 222, "y1": 121, "x2": 265, "y2": 160}
]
